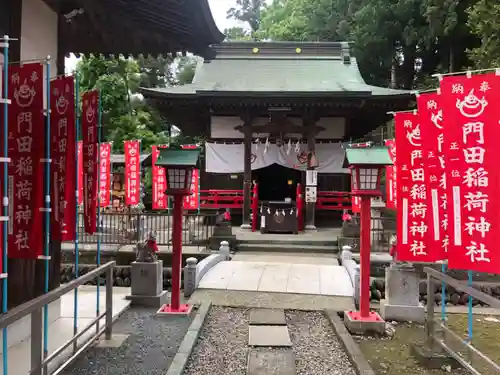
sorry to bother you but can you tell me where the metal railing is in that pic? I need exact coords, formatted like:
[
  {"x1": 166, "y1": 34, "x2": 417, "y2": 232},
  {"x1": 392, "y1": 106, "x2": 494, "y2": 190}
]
[
  {"x1": 76, "y1": 212, "x2": 216, "y2": 248},
  {"x1": 0, "y1": 261, "x2": 115, "y2": 375},
  {"x1": 339, "y1": 216, "x2": 396, "y2": 252},
  {"x1": 425, "y1": 267, "x2": 500, "y2": 374}
]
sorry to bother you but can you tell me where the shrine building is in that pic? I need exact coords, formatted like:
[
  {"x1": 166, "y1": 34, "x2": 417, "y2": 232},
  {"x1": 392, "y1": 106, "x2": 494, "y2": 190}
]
[{"x1": 142, "y1": 42, "x2": 413, "y2": 230}]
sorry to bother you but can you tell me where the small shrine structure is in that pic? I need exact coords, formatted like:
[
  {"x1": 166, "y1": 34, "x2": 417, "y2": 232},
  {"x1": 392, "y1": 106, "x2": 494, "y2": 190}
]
[{"x1": 142, "y1": 41, "x2": 413, "y2": 230}]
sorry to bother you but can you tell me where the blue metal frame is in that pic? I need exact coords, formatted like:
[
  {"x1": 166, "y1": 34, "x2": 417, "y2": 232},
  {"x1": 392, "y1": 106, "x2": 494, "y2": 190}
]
[
  {"x1": 2, "y1": 34, "x2": 10, "y2": 375},
  {"x1": 73, "y1": 75, "x2": 80, "y2": 350},
  {"x1": 42, "y1": 56, "x2": 52, "y2": 363},
  {"x1": 96, "y1": 90, "x2": 102, "y2": 327}
]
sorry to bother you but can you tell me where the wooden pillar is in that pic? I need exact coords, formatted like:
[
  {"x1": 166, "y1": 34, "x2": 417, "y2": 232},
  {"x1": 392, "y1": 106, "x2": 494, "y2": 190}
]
[
  {"x1": 241, "y1": 122, "x2": 252, "y2": 229},
  {"x1": 305, "y1": 114, "x2": 317, "y2": 231}
]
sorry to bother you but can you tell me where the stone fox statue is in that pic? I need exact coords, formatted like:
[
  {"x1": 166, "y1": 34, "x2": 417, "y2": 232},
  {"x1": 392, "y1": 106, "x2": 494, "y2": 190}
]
[{"x1": 136, "y1": 232, "x2": 159, "y2": 262}]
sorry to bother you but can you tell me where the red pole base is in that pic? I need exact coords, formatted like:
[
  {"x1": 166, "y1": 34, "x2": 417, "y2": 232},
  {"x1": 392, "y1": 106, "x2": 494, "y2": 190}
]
[
  {"x1": 346, "y1": 310, "x2": 383, "y2": 322},
  {"x1": 158, "y1": 303, "x2": 193, "y2": 316}
]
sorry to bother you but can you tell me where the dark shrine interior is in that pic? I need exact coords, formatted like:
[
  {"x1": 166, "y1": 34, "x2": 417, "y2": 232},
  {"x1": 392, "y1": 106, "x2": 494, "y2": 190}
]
[{"x1": 253, "y1": 163, "x2": 302, "y2": 202}]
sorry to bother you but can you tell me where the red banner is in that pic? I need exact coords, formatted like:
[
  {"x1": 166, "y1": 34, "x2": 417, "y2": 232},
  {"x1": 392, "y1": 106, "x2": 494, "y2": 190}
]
[
  {"x1": 82, "y1": 90, "x2": 99, "y2": 234},
  {"x1": 184, "y1": 169, "x2": 199, "y2": 210},
  {"x1": 416, "y1": 92, "x2": 447, "y2": 261},
  {"x1": 395, "y1": 111, "x2": 435, "y2": 262},
  {"x1": 384, "y1": 139, "x2": 397, "y2": 210},
  {"x1": 352, "y1": 196, "x2": 360, "y2": 213},
  {"x1": 77, "y1": 141, "x2": 83, "y2": 205},
  {"x1": 180, "y1": 145, "x2": 199, "y2": 210},
  {"x1": 124, "y1": 140, "x2": 141, "y2": 206},
  {"x1": 6, "y1": 63, "x2": 44, "y2": 258},
  {"x1": 99, "y1": 143, "x2": 111, "y2": 207},
  {"x1": 439, "y1": 73, "x2": 500, "y2": 272},
  {"x1": 152, "y1": 145, "x2": 168, "y2": 210},
  {"x1": 50, "y1": 76, "x2": 76, "y2": 241}
]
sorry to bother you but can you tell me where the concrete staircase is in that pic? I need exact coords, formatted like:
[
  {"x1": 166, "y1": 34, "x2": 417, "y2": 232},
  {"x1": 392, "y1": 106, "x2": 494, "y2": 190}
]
[{"x1": 236, "y1": 238, "x2": 339, "y2": 254}]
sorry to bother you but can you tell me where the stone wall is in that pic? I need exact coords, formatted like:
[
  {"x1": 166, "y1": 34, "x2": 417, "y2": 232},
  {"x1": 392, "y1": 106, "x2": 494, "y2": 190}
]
[
  {"x1": 60, "y1": 264, "x2": 184, "y2": 290},
  {"x1": 370, "y1": 278, "x2": 500, "y2": 307}
]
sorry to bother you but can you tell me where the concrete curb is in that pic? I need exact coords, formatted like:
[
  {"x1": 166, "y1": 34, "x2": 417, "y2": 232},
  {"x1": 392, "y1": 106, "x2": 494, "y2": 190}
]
[
  {"x1": 165, "y1": 302, "x2": 212, "y2": 375},
  {"x1": 325, "y1": 310, "x2": 376, "y2": 375}
]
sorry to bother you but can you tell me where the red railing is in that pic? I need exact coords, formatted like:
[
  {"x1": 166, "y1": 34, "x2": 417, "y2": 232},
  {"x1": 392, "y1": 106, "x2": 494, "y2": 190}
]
[
  {"x1": 200, "y1": 189, "x2": 352, "y2": 211},
  {"x1": 315, "y1": 191, "x2": 352, "y2": 210},
  {"x1": 200, "y1": 189, "x2": 245, "y2": 209},
  {"x1": 200, "y1": 187, "x2": 259, "y2": 231},
  {"x1": 296, "y1": 183, "x2": 304, "y2": 231},
  {"x1": 251, "y1": 184, "x2": 259, "y2": 232}
]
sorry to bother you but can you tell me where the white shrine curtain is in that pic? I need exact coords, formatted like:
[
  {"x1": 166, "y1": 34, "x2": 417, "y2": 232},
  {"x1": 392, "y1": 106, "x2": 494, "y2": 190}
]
[{"x1": 205, "y1": 142, "x2": 349, "y2": 174}]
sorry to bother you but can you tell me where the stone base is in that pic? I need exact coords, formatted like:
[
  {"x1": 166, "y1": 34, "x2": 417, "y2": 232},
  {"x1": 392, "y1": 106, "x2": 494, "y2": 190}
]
[
  {"x1": 131, "y1": 260, "x2": 163, "y2": 296},
  {"x1": 126, "y1": 290, "x2": 169, "y2": 307},
  {"x1": 157, "y1": 303, "x2": 194, "y2": 316},
  {"x1": 380, "y1": 302, "x2": 425, "y2": 324},
  {"x1": 344, "y1": 311, "x2": 385, "y2": 335},
  {"x1": 410, "y1": 343, "x2": 461, "y2": 370}
]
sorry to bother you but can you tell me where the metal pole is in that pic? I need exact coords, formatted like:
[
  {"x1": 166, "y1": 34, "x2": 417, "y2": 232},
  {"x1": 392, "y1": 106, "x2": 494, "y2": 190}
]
[
  {"x1": 359, "y1": 196, "x2": 371, "y2": 317},
  {"x1": 42, "y1": 55, "x2": 52, "y2": 366},
  {"x1": 105, "y1": 266, "x2": 113, "y2": 340},
  {"x1": 171, "y1": 194, "x2": 183, "y2": 311},
  {"x1": 467, "y1": 270, "x2": 473, "y2": 341},
  {"x1": 30, "y1": 307, "x2": 43, "y2": 375},
  {"x1": 96, "y1": 90, "x2": 102, "y2": 333},
  {"x1": 1, "y1": 34, "x2": 11, "y2": 375},
  {"x1": 426, "y1": 273, "x2": 436, "y2": 347},
  {"x1": 441, "y1": 264, "x2": 446, "y2": 322},
  {"x1": 73, "y1": 74, "x2": 80, "y2": 353}
]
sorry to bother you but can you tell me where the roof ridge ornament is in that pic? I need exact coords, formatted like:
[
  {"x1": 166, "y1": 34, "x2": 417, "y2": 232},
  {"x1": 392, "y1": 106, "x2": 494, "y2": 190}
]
[{"x1": 340, "y1": 42, "x2": 351, "y2": 65}]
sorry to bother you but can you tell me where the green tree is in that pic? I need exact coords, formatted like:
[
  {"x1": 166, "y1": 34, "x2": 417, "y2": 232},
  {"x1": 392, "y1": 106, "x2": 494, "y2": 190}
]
[
  {"x1": 467, "y1": 0, "x2": 500, "y2": 68},
  {"x1": 224, "y1": 26, "x2": 252, "y2": 41},
  {"x1": 175, "y1": 56, "x2": 200, "y2": 85},
  {"x1": 227, "y1": 0, "x2": 266, "y2": 33},
  {"x1": 257, "y1": 0, "x2": 479, "y2": 89},
  {"x1": 76, "y1": 55, "x2": 169, "y2": 152},
  {"x1": 137, "y1": 55, "x2": 175, "y2": 88}
]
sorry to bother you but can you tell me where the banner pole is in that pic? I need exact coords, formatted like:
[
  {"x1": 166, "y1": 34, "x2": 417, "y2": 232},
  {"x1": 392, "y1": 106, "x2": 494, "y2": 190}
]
[
  {"x1": 42, "y1": 55, "x2": 52, "y2": 365},
  {"x1": 1, "y1": 34, "x2": 11, "y2": 375},
  {"x1": 441, "y1": 263, "x2": 446, "y2": 322},
  {"x1": 96, "y1": 89, "x2": 102, "y2": 332},
  {"x1": 73, "y1": 74, "x2": 80, "y2": 352},
  {"x1": 467, "y1": 270, "x2": 473, "y2": 341}
]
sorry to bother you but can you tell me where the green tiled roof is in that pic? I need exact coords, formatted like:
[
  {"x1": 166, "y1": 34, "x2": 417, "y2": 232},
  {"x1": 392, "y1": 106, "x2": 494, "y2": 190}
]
[
  {"x1": 141, "y1": 42, "x2": 411, "y2": 97},
  {"x1": 156, "y1": 148, "x2": 201, "y2": 167},
  {"x1": 344, "y1": 147, "x2": 393, "y2": 166}
]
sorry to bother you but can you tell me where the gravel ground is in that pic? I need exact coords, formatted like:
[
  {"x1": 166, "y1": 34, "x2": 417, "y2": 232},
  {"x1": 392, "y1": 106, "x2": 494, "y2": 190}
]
[
  {"x1": 60, "y1": 307, "x2": 194, "y2": 375},
  {"x1": 183, "y1": 307, "x2": 357, "y2": 375},
  {"x1": 183, "y1": 306, "x2": 250, "y2": 375},
  {"x1": 286, "y1": 310, "x2": 357, "y2": 375}
]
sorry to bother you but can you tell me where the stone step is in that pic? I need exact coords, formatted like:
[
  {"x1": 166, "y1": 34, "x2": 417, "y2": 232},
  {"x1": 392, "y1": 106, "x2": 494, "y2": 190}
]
[
  {"x1": 237, "y1": 243, "x2": 338, "y2": 254},
  {"x1": 249, "y1": 325, "x2": 292, "y2": 347},
  {"x1": 238, "y1": 238, "x2": 338, "y2": 246}
]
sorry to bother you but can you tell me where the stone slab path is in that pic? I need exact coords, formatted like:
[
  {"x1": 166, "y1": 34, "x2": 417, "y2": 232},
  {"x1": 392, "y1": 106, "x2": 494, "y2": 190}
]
[
  {"x1": 247, "y1": 350, "x2": 296, "y2": 375},
  {"x1": 250, "y1": 308, "x2": 287, "y2": 325},
  {"x1": 249, "y1": 326, "x2": 292, "y2": 347},
  {"x1": 198, "y1": 261, "x2": 353, "y2": 296},
  {"x1": 247, "y1": 308, "x2": 295, "y2": 375}
]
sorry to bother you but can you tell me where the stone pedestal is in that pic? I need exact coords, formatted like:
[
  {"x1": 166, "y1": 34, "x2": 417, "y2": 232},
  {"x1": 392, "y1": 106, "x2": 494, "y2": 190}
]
[
  {"x1": 210, "y1": 222, "x2": 237, "y2": 249},
  {"x1": 380, "y1": 263, "x2": 425, "y2": 323},
  {"x1": 126, "y1": 260, "x2": 168, "y2": 307}
]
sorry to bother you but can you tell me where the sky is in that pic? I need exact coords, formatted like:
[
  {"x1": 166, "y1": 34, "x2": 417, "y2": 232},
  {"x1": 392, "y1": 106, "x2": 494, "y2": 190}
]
[{"x1": 65, "y1": 0, "x2": 244, "y2": 73}]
